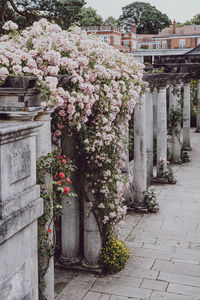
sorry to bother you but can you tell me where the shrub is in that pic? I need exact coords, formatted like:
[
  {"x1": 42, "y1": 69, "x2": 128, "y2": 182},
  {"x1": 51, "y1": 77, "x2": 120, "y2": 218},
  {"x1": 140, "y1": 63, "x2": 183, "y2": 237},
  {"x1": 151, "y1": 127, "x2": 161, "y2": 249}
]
[{"x1": 99, "y1": 236, "x2": 130, "y2": 273}]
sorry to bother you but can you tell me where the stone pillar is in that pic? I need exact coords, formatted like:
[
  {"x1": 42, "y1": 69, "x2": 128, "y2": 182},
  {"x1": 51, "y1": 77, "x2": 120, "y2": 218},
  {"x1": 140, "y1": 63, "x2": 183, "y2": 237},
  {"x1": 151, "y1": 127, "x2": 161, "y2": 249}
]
[
  {"x1": 35, "y1": 110, "x2": 54, "y2": 300},
  {"x1": 157, "y1": 87, "x2": 167, "y2": 177},
  {"x1": 183, "y1": 82, "x2": 191, "y2": 149},
  {"x1": 196, "y1": 79, "x2": 200, "y2": 132},
  {"x1": 146, "y1": 90, "x2": 153, "y2": 185},
  {"x1": 153, "y1": 87, "x2": 158, "y2": 137},
  {"x1": 170, "y1": 85, "x2": 182, "y2": 163},
  {"x1": 133, "y1": 94, "x2": 147, "y2": 211},
  {"x1": 61, "y1": 134, "x2": 81, "y2": 265},
  {"x1": 82, "y1": 183, "x2": 102, "y2": 269}
]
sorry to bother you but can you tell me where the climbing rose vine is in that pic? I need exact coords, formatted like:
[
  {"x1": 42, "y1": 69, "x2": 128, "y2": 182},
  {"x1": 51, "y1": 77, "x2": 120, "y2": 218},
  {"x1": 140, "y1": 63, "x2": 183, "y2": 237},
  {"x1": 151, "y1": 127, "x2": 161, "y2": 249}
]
[{"x1": 0, "y1": 19, "x2": 146, "y2": 240}]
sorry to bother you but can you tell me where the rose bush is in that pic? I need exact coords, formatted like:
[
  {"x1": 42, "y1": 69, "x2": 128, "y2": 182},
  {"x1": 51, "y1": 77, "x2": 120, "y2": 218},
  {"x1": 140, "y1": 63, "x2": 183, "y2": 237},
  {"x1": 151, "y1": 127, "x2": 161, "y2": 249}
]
[{"x1": 0, "y1": 19, "x2": 146, "y2": 242}]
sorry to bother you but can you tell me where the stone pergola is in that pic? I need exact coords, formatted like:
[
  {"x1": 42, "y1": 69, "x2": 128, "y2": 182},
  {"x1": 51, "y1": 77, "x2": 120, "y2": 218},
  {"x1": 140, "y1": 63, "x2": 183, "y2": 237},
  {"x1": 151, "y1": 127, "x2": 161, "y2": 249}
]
[{"x1": 133, "y1": 44, "x2": 200, "y2": 211}]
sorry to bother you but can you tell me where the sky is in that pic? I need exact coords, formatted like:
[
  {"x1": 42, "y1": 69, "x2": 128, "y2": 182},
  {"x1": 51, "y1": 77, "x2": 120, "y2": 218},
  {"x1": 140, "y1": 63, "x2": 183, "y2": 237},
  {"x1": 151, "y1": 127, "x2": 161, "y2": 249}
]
[{"x1": 85, "y1": 0, "x2": 200, "y2": 23}]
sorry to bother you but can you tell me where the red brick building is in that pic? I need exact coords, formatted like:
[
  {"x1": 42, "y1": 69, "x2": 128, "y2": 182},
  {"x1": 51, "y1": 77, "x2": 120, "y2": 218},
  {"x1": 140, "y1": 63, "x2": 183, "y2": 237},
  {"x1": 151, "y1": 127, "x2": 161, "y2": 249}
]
[
  {"x1": 83, "y1": 24, "x2": 137, "y2": 52},
  {"x1": 134, "y1": 21, "x2": 200, "y2": 63}
]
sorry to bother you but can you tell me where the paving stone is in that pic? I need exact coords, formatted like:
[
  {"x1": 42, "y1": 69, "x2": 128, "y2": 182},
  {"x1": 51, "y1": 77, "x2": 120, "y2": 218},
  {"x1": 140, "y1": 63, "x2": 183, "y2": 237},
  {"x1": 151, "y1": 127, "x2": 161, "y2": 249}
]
[
  {"x1": 150, "y1": 291, "x2": 199, "y2": 300},
  {"x1": 115, "y1": 268, "x2": 158, "y2": 280},
  {"x1": 110, "y1": 296, "x2": 139, "y2": 300},
  {"x1": 91, "y1": 281, "x2": 152, "y2": 299},
  {"x1": 96, "y1": 275, "x2": 142, "y2": 288},
  {"x1": 167, "y1": 283, "x2": 200, "y2": 297},
  {"x1": 131, "y1": 247, "x2": 172, "y2": 260},
  {"x1": 140, "y1": 279, "x2": 168, "y2": 291},
  {"x1": 153, "y1": 259, "x2": 200, "y2": 277},
  {"x1": 158, "y1": 271, "x2": 200, "y2": 288},
  {"x1": 55, "y1": 278, "x2": 93, "y2": 300},
  {"x1": 83, "y1": 292, "x2": 110, "y2": 300}
]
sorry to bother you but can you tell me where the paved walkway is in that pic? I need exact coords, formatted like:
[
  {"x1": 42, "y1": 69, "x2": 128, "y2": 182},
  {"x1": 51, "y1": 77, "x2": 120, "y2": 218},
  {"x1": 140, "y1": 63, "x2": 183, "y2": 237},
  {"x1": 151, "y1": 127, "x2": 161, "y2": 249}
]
[{"x1": 55, "y1": 129, "x2": 200, "y2": 300}]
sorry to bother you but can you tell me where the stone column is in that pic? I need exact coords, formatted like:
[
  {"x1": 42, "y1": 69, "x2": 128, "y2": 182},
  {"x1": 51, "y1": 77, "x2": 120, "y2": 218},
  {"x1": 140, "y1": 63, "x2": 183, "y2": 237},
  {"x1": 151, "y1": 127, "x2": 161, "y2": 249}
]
[
  {"x1": 133, "y1": 93, "x2": 147, "y2": 211},
  {"x1": 146, "y1": 90, "x2": 153, "y2": 185},
  {"x1": 35, "y1": 110, "x2": 54, "y2": 300},
  {"x1": 196, "y1": 79, "x2": 200, "y2": 132},
  {"x1": 157, "y1": 87, "x2": 167, "y2": 177},
  {"x1": 153, "y1": 87, "x2": 158, "y2": 137},
  {"x1": 61, "y1": 134, "x2": 81, "y2": 266},
  {"x1": 82, "y1": 183, "x2": 102, "y2": 269},
  {"x1": 170, "y1": 85, "x2": 182, "y2": 163},
  {"x1": 183, "y1": 82, "x2": 191, "y2": 149}
]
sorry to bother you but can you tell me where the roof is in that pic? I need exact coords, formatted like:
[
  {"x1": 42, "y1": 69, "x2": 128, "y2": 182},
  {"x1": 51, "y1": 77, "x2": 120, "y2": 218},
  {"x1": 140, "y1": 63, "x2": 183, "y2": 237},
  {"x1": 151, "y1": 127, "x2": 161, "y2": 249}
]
[
  {"x1": 157, "y1": 24, "x2": 200, "y2": 38},
  {"x1": 185, "y1": 44, "x2": 200, "y2": 55},
  {"x1": 137, "y1": 34, "x2": 155, "y2": 42}
]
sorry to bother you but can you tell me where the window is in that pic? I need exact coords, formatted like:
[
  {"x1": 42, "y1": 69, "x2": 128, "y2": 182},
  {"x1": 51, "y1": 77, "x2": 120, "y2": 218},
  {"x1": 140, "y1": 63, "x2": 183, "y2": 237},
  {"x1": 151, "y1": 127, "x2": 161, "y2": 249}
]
[
  {"x1": 197, "y1": 37, "x2": 200, "y2": 45},
  {"x1": 115, "y1": 36, "x2": 121, "y2": 45},
  {"x1": 123, "y1": 40, "x2": 129, "y2": 47},
  {"x1": 132, "y1": 41, "x2": 137, "y2": 49},
  {"x1": 162, "y1": 41, "x2": 167, "y2": 49},
  {"x1": 102, "y1": 35, "x2": 110, "y2": 44},
  {"x1": 156, "y1": 41, "x2": 161, "y2": 49},
  {"x1": 149, "y1": 43, "x2": 153, "y2": 49},
  {"x1": 179, "y1": 39, "x2": 185, "y2": 49}
]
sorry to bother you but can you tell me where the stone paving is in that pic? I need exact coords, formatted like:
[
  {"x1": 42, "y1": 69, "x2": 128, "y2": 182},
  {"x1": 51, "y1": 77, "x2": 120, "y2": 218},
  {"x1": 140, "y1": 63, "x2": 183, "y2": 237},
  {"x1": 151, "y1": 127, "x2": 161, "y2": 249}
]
[{"x1": 55, "y1": 129, "x2": 200, "y2": 300}]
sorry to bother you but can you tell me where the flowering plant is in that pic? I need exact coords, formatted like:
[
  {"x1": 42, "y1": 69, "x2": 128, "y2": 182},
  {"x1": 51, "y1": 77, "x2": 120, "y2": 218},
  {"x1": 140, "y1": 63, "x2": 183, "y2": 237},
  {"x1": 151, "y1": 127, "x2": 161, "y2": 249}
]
[
  {"x1": 37, "y1": 150, "x2": 76, "y2": 295},
  {"x1": 99, "y1": 236, "x2": 130, "y2": 273},
  {"x1": 159, "y1": 157, "x2": 176, "y2": 184},
  {"x1": 1, "y1": 19, "x2": 146, "y2": 250}
]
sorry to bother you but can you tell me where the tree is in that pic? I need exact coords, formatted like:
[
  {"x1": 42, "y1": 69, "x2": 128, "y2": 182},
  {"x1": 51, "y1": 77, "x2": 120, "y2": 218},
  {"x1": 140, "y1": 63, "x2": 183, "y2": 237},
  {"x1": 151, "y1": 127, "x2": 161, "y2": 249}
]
[
  {"x1": 0, "y1": 0, "x2": 86, "y2": 33},
  {"x1": 119, "y1": 1, "x2": 171, "y2": 34},
  {"x1": 79, "y1": 7, "x2": 103, "y2": 27},
  {"x1": 104, "y1": 16, "x2": 120, "y2": 27},
  {"x1": 191, "y1": 14, "x2": 200, "y2": 25}
]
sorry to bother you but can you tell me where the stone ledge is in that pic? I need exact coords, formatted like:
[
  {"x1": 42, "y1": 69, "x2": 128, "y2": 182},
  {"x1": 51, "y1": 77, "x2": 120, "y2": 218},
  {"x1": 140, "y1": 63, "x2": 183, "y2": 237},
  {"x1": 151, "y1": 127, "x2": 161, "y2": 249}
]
[
  {"x1": 0, "y1": 121, "x2": 42, "y2": 144},
  {"x1": 0, "y1": 185, "x2": 40, "y2": 219},
  {"x1": 0, "y1": 196, "x2": 43, "y2": 244}
]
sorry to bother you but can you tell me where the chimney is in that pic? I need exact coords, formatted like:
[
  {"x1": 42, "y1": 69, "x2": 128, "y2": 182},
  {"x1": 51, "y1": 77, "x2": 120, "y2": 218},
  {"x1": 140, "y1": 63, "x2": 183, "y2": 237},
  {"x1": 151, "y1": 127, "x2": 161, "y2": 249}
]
[
  {"x1": 173, "y1": 20, "x2": 176, "y2": 34},
  {"x1": 131, "y1": 23, "x2": 137, "y2": 34}
]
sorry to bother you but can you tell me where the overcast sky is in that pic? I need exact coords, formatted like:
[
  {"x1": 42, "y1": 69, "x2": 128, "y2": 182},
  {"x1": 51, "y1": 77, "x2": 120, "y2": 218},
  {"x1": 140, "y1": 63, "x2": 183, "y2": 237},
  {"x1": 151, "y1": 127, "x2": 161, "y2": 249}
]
[{"x1": 85, "y1": 0, "x2": 200, "y2": 23}]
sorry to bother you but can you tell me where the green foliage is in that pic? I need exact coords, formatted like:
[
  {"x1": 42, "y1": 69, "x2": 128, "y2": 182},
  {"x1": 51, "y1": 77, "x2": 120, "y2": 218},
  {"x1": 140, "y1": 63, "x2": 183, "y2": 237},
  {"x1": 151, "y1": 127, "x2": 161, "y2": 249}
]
[
  {"x1": 0, "y1": 0, "x2": 86, "y2": 33},
  {"x1": 159, "y1": 159, "x2": 176, "y2": 183},
  {"x1": 80, "y1": 7, "x2": 103, "y2": 26},
  {"x1": 181, "y1": 151, "x2": 190, "y2": 163},
  {"x1": 167, "y1": 105, "x2": 183, "y2": 135},
  {"x1": 144, "y1": 188, "x2": 159, "y2": 213},
  {"x1": 99, "y1": 237, "x2": 130, "y2": 273},
  {"x1": 190, "y1": 79, "x2": 197, "y2": 127},
  {"x1": 104, "y1": 16, "x2": 120, "y2": 27},
  {"x1": 37, "y1": 150, "x2": 76, "y2": 297},
  {"x1": 119, "y1": 1, "x2": 171, "y2": 34}
]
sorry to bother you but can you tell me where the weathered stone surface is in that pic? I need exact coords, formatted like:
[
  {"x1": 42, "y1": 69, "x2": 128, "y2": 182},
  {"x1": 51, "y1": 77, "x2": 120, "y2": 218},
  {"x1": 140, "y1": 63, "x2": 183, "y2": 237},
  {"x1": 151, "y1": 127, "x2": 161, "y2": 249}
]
[
  {"x1": 0, "y1": 121, "x2": 43, "y2": 300},
  {"x1": 133, "y1": 94, "x2": 147, "y2": 208},
  {"x1": 61, "y1": 133, "x2": 81, "y2": 264}
]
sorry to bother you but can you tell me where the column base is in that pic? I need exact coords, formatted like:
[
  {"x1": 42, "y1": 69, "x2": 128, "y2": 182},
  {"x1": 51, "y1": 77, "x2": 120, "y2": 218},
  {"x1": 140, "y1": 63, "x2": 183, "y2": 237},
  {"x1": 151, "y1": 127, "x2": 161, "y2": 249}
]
[
  {"x1": 131, "y1": 203, "x2": 149, "y2": 213},
  {"x1": 81, "y1": 259, "x2": 101, "y2": 270},
  {"x1": 152, "y1": 177, "x2": 176, "y2": 184},
  {"x1": 60, "y1": 255, "x2": 82, "y2": 266},
  {"x1": 182, "y1": 146, "x2": 192, "y2": 151},
  {"x1": 171, "y1": 159, "x2": 182, "y2": 165}
]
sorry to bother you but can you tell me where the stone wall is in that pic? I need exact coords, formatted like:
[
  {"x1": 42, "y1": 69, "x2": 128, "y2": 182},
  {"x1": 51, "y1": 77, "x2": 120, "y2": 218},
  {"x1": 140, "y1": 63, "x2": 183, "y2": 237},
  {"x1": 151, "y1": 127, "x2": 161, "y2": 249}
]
[{"x1": 0, "y1": 122, "x2": 43, "y2": 300}]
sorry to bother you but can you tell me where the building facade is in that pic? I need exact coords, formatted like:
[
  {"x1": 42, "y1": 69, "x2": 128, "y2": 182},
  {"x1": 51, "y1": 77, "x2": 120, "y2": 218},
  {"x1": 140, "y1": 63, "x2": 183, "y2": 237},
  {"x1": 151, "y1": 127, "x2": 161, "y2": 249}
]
[
  {"x1": 83, "y1": 21, "x2": 200, "y2": 64},
  {"x1": 82, "y1": 24, "x2": 137, "y2": 52},
  {"x1": 134, "y1": 21, "x2": 200, "y2": 64}
]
